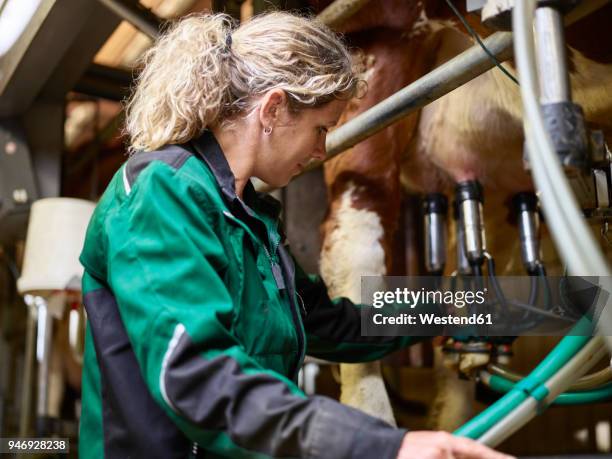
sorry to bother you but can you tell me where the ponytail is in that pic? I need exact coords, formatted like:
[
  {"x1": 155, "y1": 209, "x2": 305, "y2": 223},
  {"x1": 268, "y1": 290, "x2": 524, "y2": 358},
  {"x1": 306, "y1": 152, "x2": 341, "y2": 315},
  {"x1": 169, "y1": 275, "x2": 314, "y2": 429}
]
[
  {"x1": 125, "y1": 11, "x2": 361, "y2": 153},
  {"x1": 125, "y1": 14, "x2": 234, "y2": 153}
]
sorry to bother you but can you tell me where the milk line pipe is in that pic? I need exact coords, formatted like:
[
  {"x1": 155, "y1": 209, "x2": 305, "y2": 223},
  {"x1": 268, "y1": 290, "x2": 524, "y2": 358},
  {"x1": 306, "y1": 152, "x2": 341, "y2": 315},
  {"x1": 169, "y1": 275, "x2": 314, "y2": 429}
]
[
  {"x1": 457, "y1": 333, "x2": 602, "y2": 443},
  {"x1": 477, "y1": 335, "x2": 608, "y2": 447},
  {"x1": 480, "y1": 371, "x2": 612, "y2": 405},
  {"x1": 455, "y1": 276, "x2": 604, "y2": 446},
  {"x1": 455, "y1": 317, "x2": 594, "y2": 439},
  {"x1": 534, "y1": 5, "x2": 571, "y2": 104},
  {"x1": 487, "y1": 362, "x2": 612, "y2": 390},
  {"x1": 541, "y1": 337, "x2": 608, "y2": 407}
]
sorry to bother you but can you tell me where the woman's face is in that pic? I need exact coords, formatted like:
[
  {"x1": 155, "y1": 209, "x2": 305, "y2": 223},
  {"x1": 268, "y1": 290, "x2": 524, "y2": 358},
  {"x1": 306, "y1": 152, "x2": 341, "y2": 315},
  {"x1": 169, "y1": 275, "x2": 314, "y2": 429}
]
[{"x1": 254, "y1": 97, "x2": 347, "y2": 188}]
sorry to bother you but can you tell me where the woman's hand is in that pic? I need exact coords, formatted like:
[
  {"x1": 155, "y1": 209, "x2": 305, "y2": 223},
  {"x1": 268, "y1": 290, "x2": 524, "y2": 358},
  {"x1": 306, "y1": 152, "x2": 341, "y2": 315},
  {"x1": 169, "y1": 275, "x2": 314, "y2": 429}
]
[{"x1": 397, "y1": 431, "x2": 516, "y2": 459}]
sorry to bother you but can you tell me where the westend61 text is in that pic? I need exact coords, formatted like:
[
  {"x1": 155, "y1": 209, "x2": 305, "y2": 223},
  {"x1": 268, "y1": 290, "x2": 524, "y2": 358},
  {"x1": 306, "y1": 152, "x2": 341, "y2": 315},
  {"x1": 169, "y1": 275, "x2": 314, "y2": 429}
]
[
  {"x1": 371, "y1": 287, "x2": 487, "y2": 309},
  {"x1": 372, "y1": 313, "x2": 493, "y2": 326}
]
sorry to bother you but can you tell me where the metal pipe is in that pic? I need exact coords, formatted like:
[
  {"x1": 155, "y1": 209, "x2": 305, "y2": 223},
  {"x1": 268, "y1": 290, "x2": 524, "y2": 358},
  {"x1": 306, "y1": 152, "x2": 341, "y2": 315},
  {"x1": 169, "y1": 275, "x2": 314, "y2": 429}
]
[
  {"x1": 36, "y1": 298, "x2": 53, "y2": 431},
  {"x1": 322, "y1": 31, "x2": 514, "y2": 160},
  {"x1": 534, "y1": 6, "x2": 571, "y2": 103},
  {"x1": 97, "y1": 0, "x2": 161, "y2": 39},
  {"x1": 19, "y1": 303, "x2": 37, "y2": 436},
  {"x1": 316, "y1": 0, "x2": 373, "y2": 28}
]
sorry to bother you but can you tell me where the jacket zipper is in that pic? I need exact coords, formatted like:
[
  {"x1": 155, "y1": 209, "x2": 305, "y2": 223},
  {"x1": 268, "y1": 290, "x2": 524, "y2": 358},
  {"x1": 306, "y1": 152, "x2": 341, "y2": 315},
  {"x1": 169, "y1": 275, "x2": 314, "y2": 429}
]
[
  {"x1": 223, "y1": 210, "x2": 306, "y2": 381},
  {"x1": 274, "y1": 249, "x2": 306, "y2": 382},
  {"x1": 266, "y1": 233, "x2": 306, "y2": 381},
  {"x1": 262, "y1": 244, "x2": 285, "y2": 291}
]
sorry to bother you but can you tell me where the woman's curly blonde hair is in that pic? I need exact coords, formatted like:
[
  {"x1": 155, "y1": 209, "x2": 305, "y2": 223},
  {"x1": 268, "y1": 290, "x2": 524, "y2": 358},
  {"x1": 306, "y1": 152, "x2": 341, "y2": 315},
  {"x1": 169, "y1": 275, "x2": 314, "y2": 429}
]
[{"x1": 124, "y1": 11, "x2": 363, "y2": 153}]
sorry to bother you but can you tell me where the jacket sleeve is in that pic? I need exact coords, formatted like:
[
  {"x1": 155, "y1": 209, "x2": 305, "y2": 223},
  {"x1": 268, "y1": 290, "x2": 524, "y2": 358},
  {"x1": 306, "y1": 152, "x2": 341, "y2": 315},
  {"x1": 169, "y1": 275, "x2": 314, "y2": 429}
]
[
  {"x1": 105, "y1": 164, "x2": 407, "y2": 459},
  {"x1": 294, "y1": 257, "x2": 427, "y2": 363}
]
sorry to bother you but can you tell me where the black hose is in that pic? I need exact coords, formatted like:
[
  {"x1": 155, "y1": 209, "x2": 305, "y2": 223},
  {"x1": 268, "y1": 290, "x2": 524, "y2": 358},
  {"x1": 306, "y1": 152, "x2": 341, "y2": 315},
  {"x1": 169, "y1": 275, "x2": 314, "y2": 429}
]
[
  {"x1": 486, "y1": 256, "x2": 508, "y2": 313},
  {"x1": 537, "y1": 263, "x2": 553, "y2": 311}
]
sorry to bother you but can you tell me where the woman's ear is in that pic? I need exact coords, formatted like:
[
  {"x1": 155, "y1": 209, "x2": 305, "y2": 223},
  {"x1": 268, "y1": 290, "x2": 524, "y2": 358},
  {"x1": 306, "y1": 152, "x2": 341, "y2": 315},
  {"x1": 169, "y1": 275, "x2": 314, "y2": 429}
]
[{"x1": 258, "y1": 89, "x2": 288, "y2": 130}]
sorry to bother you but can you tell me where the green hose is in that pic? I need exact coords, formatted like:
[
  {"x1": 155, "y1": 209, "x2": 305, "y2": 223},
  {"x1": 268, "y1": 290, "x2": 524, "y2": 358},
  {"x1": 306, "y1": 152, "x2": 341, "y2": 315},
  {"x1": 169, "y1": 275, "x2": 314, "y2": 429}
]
[
  {"x1": 454, "y1": 318, "x2": 594, "y2": 439},
  {"x1": 486, "y1": 374, "x2": 612, "y2": 405}
]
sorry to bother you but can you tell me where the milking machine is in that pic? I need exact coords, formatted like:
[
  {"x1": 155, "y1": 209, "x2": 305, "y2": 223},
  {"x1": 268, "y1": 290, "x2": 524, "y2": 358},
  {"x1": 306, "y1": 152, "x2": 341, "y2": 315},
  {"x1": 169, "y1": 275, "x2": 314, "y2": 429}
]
[
  {"x1": 424, "y1": 181, "x2": 520, "y2": 375},
  {"x1": 450, "y1": 0, "x2": 612, "y2": 447},
  {"x1": 419, "y1": 0, "x2": 612, "y2": 424}
]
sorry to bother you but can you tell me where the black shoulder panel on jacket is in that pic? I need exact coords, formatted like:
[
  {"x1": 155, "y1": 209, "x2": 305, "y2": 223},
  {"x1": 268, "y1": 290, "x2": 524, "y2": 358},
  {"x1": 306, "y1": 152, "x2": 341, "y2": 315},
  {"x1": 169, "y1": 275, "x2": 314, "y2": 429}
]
[{"x1": 126, "y1": 145, "x2": 192, "y2": 189}]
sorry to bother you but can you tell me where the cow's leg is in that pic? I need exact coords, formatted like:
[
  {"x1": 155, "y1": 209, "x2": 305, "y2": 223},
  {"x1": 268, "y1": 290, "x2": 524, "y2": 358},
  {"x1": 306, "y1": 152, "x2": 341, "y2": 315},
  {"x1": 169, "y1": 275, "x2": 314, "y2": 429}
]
[
  {"x1": 319, "y1": 28, "x2": 435, "y2": 423},
  {"x1": 320, "y1": 179, "x2": 397, "y2": 424}
]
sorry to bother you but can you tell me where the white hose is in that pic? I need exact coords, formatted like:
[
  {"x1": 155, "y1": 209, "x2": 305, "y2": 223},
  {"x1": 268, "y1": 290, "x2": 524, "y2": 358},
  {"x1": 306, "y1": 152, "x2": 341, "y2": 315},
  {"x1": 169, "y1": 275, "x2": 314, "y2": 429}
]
[{"x1": 512, "y1": 0, "x2": 612, "y2": 348}]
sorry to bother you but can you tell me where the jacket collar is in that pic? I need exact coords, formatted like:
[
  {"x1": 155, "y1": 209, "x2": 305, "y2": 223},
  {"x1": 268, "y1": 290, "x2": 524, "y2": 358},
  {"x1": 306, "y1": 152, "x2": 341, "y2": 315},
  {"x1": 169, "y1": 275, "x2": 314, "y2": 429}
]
[{"x1": 189, "y1": 130, "x2": 282, "y2": 230}]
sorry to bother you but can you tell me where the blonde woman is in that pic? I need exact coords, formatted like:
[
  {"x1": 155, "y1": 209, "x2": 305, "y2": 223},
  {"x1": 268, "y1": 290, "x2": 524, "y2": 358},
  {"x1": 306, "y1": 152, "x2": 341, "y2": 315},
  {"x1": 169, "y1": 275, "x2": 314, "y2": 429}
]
[{"x1": 78, "y1": 12, "x2": 512, "y2": 459}]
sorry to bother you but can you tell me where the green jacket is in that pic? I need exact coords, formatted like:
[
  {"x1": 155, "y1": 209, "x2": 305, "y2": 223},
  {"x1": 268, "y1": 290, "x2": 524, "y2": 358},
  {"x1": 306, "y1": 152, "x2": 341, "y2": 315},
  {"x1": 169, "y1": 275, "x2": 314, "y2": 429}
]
[{"x1": 79, "y1": 131, "x2": 418, "y2": 459}]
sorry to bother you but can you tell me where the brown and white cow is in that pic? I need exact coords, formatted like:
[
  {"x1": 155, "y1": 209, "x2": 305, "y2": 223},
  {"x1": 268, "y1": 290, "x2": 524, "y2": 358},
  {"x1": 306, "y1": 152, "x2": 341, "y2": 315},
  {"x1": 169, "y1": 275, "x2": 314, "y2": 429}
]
[{"x1": 314, "y1": 0, "x2": 612, "y2": 429}]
